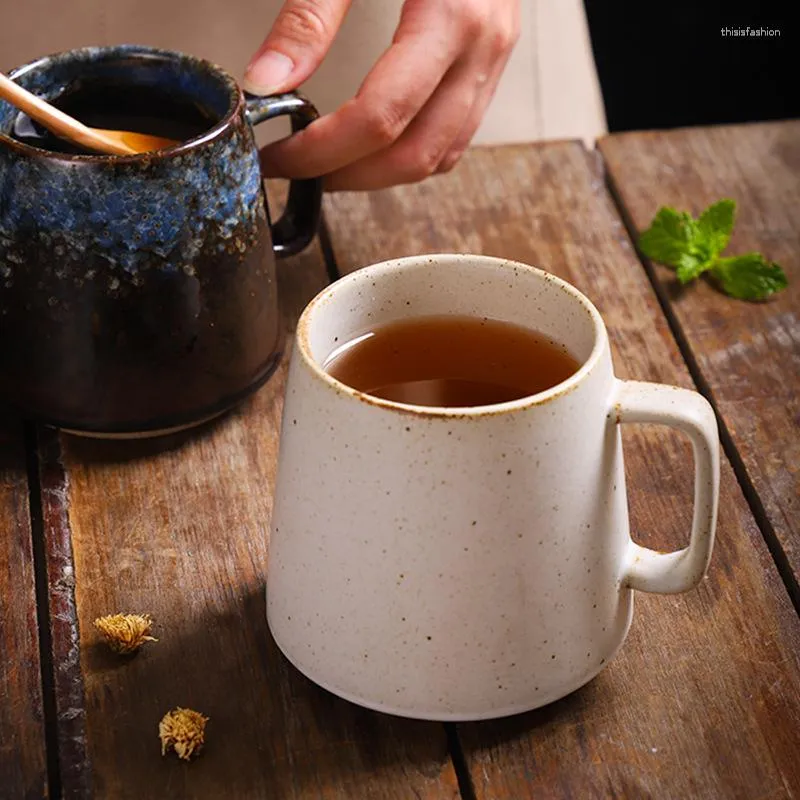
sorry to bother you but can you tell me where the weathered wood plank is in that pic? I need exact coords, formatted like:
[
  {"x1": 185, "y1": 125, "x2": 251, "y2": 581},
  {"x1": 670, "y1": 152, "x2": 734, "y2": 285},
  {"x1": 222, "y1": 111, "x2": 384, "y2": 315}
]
[
  {"x1": 0, "y1": 421, "x2": 47, "y2": 800},
  {"x1": 44, "y1": 197, "x2": 459, "y2": 797},
  {"x1": 599, "y1": 121, "x2": 800, "y2": 600},
  {"x1": 38, "y1": 425, "x2": 91, "y2": 798},
  {"x1": 323, "y1": 142, "x2": 800, "y2": 799}
]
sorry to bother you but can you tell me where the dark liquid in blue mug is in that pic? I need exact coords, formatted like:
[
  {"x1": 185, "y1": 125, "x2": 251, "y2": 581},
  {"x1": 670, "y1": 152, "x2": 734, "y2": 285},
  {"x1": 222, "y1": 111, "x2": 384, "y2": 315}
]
[{"x1": 11, "y1": 81, "x2": 217, "y2": 155}]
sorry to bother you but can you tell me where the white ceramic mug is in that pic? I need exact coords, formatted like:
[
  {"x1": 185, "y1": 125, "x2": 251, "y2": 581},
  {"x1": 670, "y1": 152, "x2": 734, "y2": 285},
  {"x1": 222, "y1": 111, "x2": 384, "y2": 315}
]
[{"x1": 267, "y1": 254, "x2": 720, "y2": 721}]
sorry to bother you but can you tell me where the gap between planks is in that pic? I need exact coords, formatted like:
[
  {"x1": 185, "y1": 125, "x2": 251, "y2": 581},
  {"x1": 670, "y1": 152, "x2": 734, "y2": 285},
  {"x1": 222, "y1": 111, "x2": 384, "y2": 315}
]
[
  {"x1": 26, "y1": 423, "x2": 94, "y2": 798},
  {"x1": 24, "y1": 423, "x2": 63, "y2": 800},
  {"x1": 601, "y1": 159, "x2": 800, "y2": 616}
]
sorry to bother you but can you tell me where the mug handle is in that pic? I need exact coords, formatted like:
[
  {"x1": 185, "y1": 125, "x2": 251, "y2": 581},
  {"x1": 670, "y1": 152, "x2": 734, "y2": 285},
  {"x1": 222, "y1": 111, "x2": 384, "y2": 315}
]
[
  {"x1": 613, "y1": 380, "x2": 720, "y2": 594},
  {"x1": 245, "y1": 91, "x2": 323, "y2": 258}
]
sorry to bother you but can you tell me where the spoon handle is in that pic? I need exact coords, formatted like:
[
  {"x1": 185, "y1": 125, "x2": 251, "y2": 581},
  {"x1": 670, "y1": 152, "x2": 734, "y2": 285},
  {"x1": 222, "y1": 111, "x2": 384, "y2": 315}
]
[{"x1": 0, "y1": 71, "x2": 136, "y2": 156}]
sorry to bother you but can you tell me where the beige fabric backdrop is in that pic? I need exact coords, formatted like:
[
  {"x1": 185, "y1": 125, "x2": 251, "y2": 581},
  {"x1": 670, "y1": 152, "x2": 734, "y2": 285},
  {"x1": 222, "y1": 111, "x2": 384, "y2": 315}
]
[{"x1": 1, "y1": 0, "x2": 606, "y2": 146}]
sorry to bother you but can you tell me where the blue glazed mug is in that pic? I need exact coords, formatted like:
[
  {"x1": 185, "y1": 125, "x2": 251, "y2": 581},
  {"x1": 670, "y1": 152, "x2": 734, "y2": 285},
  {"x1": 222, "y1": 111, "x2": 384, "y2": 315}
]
[{"x1": 0, "y1": 45, "x2": 322, "y2": 436}]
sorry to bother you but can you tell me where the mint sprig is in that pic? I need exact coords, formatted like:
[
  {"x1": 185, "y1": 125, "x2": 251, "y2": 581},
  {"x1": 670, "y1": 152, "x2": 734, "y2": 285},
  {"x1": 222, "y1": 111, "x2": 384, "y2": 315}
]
[{"x1": 638, "y1": 199, "x2": 788, "y2": 301}]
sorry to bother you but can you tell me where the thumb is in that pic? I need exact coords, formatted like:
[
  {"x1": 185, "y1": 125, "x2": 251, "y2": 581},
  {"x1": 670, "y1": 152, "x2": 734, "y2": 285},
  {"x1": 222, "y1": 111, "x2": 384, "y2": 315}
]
[{"x1": 243, "y1": 0, "x2": 352, "y2": 96}]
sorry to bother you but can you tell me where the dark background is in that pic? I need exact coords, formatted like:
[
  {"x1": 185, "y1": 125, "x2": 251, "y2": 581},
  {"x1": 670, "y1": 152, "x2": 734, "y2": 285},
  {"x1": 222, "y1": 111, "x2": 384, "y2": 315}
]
[{"x1": 583, "y1": 0, "x2": 796, "y2": 132}]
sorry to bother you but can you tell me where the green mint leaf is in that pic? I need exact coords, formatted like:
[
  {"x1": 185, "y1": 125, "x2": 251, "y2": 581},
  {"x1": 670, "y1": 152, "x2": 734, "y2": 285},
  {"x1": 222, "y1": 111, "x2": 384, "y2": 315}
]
[
  {"x1": 696, "y1": 199, "x2": 736, "y2": 258},
  {"x1": 638, "y1": 207, "x2": 701, "y2": 268},
  {"x1": 638, "y1": 206, "x2": 717, "y2": 279},
  {"x1": 676, "y1": 259, "x2": 714, "y2": 284},
  {"x1": 712, "y1": 253, "x2": 788, "y2": 301}
]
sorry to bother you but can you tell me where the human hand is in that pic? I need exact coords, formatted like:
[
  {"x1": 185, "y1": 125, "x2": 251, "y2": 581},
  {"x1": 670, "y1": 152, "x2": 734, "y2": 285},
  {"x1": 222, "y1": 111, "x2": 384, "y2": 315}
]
[{"x1": 243, "y1": 0, "x2": 520, "y2": 190}]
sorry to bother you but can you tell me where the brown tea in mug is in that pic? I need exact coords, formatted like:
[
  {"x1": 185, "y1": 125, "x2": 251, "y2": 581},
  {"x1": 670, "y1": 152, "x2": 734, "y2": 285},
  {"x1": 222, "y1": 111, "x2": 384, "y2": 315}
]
[{"x1": 323, "y1": 314, "x2": 581, "y2": 407}]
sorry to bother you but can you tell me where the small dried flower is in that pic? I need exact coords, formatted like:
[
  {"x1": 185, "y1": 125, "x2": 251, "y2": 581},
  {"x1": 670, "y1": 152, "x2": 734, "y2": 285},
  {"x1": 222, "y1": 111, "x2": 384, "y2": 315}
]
[
  {"x1": 93, "y1": 613, "x2": 158, "y2": 655},
  {"x1": 159, "y1": 708, "x2": 209, "y2": 761}
]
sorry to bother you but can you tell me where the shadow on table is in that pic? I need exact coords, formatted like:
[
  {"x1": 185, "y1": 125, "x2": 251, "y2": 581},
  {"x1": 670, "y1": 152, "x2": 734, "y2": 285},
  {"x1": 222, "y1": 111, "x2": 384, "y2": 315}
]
[
  {"x1": 651, "y1": 266, "x2": 724, "y2": 305},
  {"x1": 457, "y1": 675, "x2": 603, "y2": 746},
  {"x1": 82, "y1": 586, "x2": 453, "y2": 799}
]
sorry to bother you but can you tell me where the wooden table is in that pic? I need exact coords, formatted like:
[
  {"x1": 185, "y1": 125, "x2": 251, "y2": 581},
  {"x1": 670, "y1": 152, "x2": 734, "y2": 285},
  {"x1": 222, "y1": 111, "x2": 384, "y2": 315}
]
[{"x1": 2, "y1": 120, "x2": 799, "y2": 800}]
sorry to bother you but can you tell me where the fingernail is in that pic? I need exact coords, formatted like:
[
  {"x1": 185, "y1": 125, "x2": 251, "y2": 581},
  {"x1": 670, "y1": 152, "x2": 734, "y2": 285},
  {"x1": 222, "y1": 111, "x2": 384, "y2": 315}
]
[{"x1": 243, "y1": 50, "x2": 295, "y2": 95}]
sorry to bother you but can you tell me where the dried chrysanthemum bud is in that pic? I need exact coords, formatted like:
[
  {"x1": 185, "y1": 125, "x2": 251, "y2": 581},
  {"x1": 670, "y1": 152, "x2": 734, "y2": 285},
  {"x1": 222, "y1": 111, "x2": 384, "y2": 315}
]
[
  {"x1": 93, "y1": 613, "x2": 158, "y2": 655},
  {"x1": 159, "y1": 707, "x2": 209, "y2": 761}
]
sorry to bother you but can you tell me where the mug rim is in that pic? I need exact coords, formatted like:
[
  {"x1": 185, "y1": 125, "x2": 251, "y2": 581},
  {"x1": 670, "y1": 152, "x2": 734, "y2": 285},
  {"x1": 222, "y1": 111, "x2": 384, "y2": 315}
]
[
  {"x1": 296, "y1": 254, "x2": 607, "y2": 418},
  {"x1": 1, "y1": 44, "x2": 243, "y2": 163}
]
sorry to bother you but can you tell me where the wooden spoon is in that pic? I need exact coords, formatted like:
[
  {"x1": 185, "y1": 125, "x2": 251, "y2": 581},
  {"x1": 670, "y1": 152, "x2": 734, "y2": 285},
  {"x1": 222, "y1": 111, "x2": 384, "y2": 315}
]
[{"x1": 0, "y1": 71, "x2": 179, "y2": 156}]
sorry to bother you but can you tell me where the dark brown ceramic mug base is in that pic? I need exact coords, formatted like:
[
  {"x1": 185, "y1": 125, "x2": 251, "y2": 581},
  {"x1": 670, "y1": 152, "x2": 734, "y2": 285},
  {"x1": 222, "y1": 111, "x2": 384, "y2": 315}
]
[{"x1": 59, "y1": 351, "x2": 282, "y2": 439}]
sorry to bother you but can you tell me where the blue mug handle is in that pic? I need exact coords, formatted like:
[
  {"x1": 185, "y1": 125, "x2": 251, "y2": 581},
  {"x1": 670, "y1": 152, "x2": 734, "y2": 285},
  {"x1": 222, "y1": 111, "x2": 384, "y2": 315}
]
[{"x1": 245, "y1": 91, "x2": 322, "y2": 258}]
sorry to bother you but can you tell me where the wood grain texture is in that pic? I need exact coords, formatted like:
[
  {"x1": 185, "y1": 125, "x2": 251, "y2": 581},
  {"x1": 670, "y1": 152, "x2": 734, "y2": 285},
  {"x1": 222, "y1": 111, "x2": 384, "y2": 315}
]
[
  {"x1": 599, "y1": 121, "x2": 800, "y2": 599},
  {"x1": 0, "y1": 421, "x2": 47, "y2": 800},
  {"x1": 323, "y1": 142, "x2": 800, "y2": 799},
  {"x1": 44, "y1": 224, "x2": 458, "y2": 798}
]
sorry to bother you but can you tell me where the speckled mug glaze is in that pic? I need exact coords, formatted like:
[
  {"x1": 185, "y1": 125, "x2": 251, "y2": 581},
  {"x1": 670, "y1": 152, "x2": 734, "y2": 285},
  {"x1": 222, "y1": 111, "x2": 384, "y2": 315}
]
[
  {"x1": 0, "y1": 45, "x2": 321, "y2": 435},
  {"x1": 267, "y1": 254, "x2": 720, "y2": 721}
]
